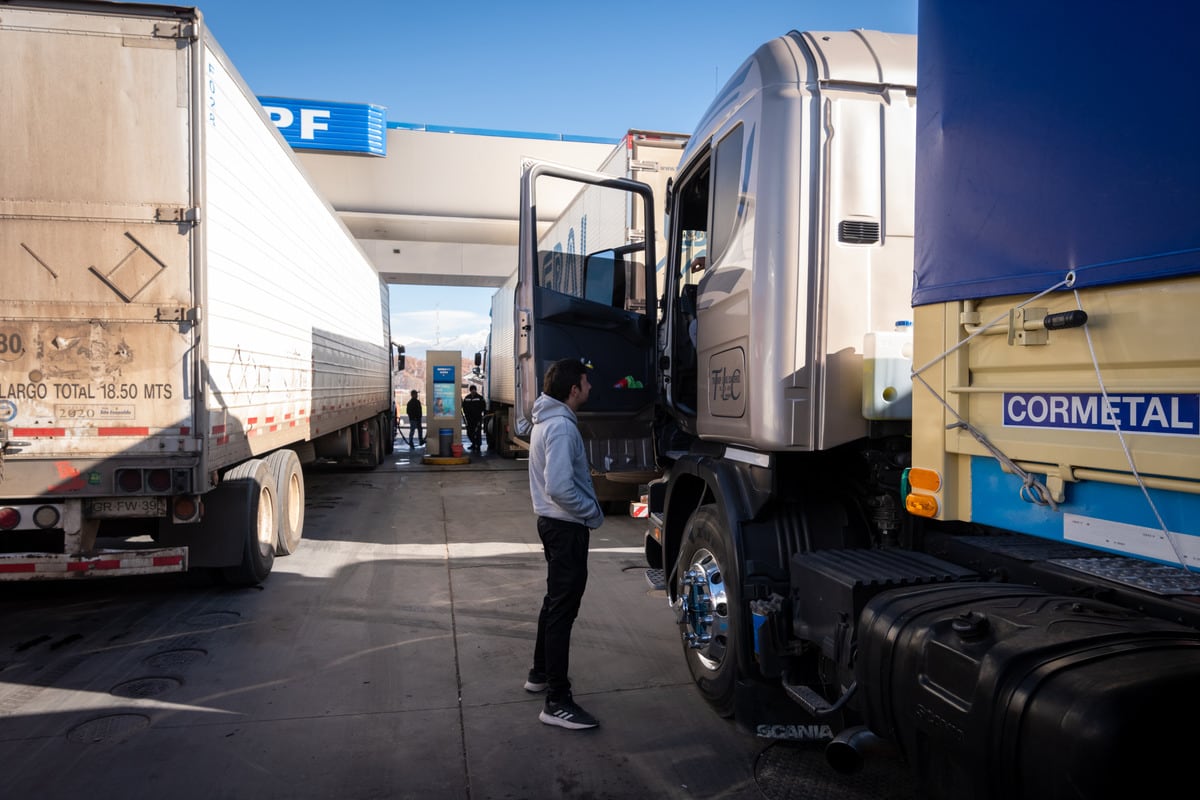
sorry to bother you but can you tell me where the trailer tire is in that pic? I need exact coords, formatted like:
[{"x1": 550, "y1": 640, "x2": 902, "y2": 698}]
[
  {"x1": 484, "y1": 413, "x2": 497, "y2": 451},
  {"x1": 677, "y1": 503, "x2": 740, "y2": 717},
  {"x1": 221, "y1": 459, "x2": 276, "y2": 586},
  {"x1": 266, "y1": 449, "x2": 304, "y2": 556},
  {"x1": 371, "y1": 415, "x2": 385, "y2": 466},
  {"x1": 494, "y1": 412, "x2": 516, "y2": 459},
  {"x1": 383, "y1": 412, "x2": 395, "y2": 455}
]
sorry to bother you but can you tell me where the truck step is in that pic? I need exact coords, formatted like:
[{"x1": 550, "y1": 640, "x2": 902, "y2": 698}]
[
  {"x1": 783, "y1": 681, "x2": 835, "y2": 716},
  {"x1": 645, "y1": 568, "x2": 666, "y2": 591}
]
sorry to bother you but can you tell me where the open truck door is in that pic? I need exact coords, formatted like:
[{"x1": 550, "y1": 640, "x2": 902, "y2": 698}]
[{"x1": 515, "y1": 160, "x2": 660, "y2": 501}]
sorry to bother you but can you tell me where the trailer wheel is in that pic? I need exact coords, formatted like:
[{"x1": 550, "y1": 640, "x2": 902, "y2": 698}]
[
  {"x1": 383, "y1": 412, "x2": 395, "y2": 455},
  {"x1": 221, "y1": 459, "x2": 276, "y2": 586},
  {"x1": 266, "y1": 449, "x2": 304, "y2": 556},
  {"x1": 677, "y1": 504, "x2": 739, "y2": 717},
  {"x1": 371, "y1": 416, "x2": 385, "y2": 466},
  {"x1": 484, "y1": 413, "x2": 497, "y2": 451},
  {"x1": 494, "y1": 413, "x2": 516, "y2": 459}
]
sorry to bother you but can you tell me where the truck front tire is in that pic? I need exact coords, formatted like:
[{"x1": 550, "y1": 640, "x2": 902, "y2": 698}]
[
  {"x1": 220, "y1": 459, "x2": 276, "y2": 586},
  {"x1": 677, "y1": 504, "x2": 740, "y2": 717}
]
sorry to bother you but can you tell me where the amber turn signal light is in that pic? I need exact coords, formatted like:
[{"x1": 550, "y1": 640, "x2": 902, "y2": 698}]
[
  {"x1": 905, "y1": 493, "x2": 939, "y2": 518},
  {"x1": 907, "y1": 467, "x2": 942, "y2": 492}
]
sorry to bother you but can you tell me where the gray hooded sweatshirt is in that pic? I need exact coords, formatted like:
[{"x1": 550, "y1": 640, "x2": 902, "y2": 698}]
[{"x1": 528, "y1": 392, "x2": 604, "y2": 529}]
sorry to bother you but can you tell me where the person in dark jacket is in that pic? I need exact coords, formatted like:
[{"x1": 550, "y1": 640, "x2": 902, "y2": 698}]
[
  {"x1": 524, "y1": 357, "x2": 603, "y2": 730},
  {"x1": 461, "y1": 385, "x2": 486, "y2": 451},
  {"x1": 405, "y1": 390, "x2": 423, "y2": 449}
]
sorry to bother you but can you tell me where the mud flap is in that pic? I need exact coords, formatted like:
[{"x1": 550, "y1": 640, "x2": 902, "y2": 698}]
[{"x1": 156, "y1": 478, "x2": 255, "y2": 567}]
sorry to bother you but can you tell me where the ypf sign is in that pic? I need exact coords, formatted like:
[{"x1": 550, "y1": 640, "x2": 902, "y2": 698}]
[{"x1": 258, "y1": 97, "x2": 387, "y2": 156}]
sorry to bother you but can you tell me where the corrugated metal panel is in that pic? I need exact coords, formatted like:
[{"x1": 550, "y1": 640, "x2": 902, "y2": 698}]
[{"x1": 206, "y1": 48, "x2": 389, "y2": 469}]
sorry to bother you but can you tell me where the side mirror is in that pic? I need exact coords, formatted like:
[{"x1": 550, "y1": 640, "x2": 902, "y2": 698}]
[{"x1": 396, "y1": 344, "x2": 406, "y2": 372}]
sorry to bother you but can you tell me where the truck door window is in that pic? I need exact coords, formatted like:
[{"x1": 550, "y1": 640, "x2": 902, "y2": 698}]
[
  {"x1": 709, "y1": 124, "x2": 744, "y2": 265},
  {"x1": 536, "y1": 182, "x2": 647, "y2": 317},
  {"x1": 667, "y1": 157, "x2": 711, "y2": 416}
]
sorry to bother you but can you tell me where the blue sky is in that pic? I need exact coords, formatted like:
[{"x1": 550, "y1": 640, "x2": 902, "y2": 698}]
[{"x1": 193, "y1": 0, "x2": 918, "y2": 357}]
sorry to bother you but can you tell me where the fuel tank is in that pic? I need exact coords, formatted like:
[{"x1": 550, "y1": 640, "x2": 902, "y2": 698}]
[{"x1": 855, "y1": 582, "x2": 1200, "y2": 799}]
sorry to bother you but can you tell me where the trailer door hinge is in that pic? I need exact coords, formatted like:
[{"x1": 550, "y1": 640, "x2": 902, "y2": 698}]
[
  {"x1": 156, "y1": 207, "x2": 200, "y2": 224},
  {"x1": 157, "y1": 307, "x2": 200, "y2": 326},
  {"x1": 154, "y1": 22, "x2": 198, "y2": 40}
]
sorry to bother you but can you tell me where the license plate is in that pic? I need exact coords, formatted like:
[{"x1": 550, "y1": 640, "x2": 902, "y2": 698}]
[{"x1": 87, "y1": 497, "x2": 167, "y2": 518}]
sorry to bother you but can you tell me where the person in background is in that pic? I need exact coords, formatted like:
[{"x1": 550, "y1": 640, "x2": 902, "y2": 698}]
[
  {"x1": 405, "y1": 390, "x2": 423, "y2": 449},
  {"x1": 461, "y1": 385, "x2": 486, "y2": 452},
  {"x1": 524, "y1": 357, "x2": 604, "y2": 730}
]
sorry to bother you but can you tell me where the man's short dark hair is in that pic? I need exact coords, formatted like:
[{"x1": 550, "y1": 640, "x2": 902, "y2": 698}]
[
  {"x1": 543, "y1": 358, "x2": 589, "y2": 402},
  {"x1": 410, "y1": 390, "x2": 418, "y2": 396},
  {"x1": 468, "y1": 385, "x2": 478, "y2": 393}
]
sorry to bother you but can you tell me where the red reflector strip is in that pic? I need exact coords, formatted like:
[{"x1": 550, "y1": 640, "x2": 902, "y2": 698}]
[
  {"x1": 0, "y1": 563, "x2": 37, "y2": 573},
  {"x1": 98, "y1": 427, "x2": 150, "y2": 436},
  {"x1": 216, "y1": 435, "x2": 230, "y2": 445},
  {"x1": 153, "y1": 555, "x2": 185, "y2": 567},
  {"x1": 67, "y1": 559, "x2": 122, "y2": 571},
  {"x1": 179, "y1": 427, "x2": 191, "y2": 435},
  {"x1": 212, "y1": 424, "x2": 227, "y2": 434},
  {"x1": 12, "y1": 428, "x2": 65, "y2": 437}
]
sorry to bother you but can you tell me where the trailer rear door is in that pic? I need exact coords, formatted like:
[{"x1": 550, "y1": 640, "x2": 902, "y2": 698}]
[{"x1": 0, "y1": 5, "x2": 199, "y2": 496}]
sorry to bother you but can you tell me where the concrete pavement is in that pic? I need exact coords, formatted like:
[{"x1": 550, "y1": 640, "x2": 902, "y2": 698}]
[{"x1": 0, "y1": 445, "x2": 915, "y2": 799}]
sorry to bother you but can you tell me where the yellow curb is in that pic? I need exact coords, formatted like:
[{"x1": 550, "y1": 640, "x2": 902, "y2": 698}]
[{"x1": 421, "y1": 455, "x2": 471, "y2": 465}]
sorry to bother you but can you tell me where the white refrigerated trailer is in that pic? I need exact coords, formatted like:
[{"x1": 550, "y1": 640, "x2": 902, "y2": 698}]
[{"x1": 0, "y1": 1, "x2": 396, "y2": 583}]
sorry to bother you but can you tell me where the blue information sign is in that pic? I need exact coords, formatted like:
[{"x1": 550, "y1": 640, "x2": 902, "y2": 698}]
[{"x1": 258, "y1": 97, "x2": 386, "y2": 156}]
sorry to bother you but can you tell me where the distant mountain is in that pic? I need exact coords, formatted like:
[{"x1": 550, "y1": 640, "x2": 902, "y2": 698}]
[{"x1": 394, "y1": 330, "x2": 488, "y2": 363}]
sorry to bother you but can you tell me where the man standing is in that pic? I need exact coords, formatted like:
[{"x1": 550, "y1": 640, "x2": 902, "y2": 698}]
[
  {"x1": 405, "y1": 389, "x2": 423, "y2": 449},
  {"x1": 525, "y1": 358, "x2": 604, "y2": 730},
  {"x1": 461, "y1": 385, "x2": 486, "y2": 452}
]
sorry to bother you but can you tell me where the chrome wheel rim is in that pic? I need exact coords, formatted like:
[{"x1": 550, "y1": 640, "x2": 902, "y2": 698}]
[{"x1": 678, "y1": 547, "x2": 730, "y2": 672}]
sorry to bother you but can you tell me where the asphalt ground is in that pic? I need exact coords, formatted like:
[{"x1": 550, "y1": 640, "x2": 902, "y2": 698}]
[{"x1": 0, "y1": 441, "x2": 917, "y2": 799}]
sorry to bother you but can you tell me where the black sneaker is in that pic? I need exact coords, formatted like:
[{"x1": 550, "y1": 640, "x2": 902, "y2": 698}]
[
  {"x1": 523, "y1": 670, "x2": 547, "y2": 693},
  {"x1": 539, "y1": 697, "x2": 599, "y2": 730}
]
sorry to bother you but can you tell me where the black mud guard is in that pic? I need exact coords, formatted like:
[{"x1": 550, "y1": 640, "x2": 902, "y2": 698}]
[{"x1": 156, "y1": 478, "x2": 255, "y2": 567}]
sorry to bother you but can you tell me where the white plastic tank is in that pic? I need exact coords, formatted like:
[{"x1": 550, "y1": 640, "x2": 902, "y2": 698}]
[{"x1": 862, "y1": 320, "x2": 914, "y2": 420}]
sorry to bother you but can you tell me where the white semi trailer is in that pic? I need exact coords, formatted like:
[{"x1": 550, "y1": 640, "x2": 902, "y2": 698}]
[{"x1": 0, "y1": 1, "x2": 396, "y2": 583}]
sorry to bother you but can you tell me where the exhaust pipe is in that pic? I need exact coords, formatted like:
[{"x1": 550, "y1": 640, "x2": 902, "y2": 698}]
[{"x1": 825, "y1": 726, "x2": 897, "y2": 774}]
